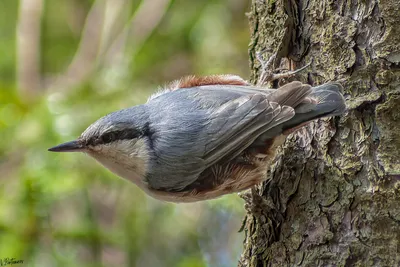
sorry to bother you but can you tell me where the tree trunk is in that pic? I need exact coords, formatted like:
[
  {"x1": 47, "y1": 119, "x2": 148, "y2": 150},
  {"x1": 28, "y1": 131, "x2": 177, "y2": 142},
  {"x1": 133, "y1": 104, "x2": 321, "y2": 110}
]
[{"x1": 239, "y1": 0, "x2": 400, "y2": 266}]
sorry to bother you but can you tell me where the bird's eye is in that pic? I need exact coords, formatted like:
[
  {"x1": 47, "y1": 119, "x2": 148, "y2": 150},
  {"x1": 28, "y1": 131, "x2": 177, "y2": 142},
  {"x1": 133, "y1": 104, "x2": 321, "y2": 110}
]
[{"x1": 101, "y1": 132, "x2": 117, "y2": 144}]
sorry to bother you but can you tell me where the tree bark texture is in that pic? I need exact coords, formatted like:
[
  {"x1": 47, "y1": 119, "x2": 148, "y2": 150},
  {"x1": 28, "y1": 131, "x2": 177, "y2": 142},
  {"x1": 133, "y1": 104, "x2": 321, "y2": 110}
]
[{"x1": 239, "y1": 0, "x2": 400, "y2": 266}]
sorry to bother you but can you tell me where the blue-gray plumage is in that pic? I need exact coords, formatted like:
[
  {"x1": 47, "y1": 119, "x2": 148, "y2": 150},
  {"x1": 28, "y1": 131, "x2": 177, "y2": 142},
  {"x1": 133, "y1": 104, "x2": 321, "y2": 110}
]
[{"x1": 48, "y1": 75, "x2": 346, "y2": 202}]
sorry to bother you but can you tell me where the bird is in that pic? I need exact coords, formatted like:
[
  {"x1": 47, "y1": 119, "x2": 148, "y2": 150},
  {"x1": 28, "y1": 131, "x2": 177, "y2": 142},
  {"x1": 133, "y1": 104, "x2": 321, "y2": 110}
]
[{"x1": 48, "y1": 74, "x2": 346, "y2": 203}]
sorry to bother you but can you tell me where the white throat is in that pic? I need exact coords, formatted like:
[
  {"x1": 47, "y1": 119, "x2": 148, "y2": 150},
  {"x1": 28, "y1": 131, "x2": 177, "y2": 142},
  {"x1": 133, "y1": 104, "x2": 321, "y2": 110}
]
[{"x1": 87, "y1": 139, "x2": 149, "y2": 189}]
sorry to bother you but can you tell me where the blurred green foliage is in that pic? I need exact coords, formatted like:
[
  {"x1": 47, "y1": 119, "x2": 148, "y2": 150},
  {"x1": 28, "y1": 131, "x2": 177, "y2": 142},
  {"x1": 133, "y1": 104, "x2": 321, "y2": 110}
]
[{"x1": 0, "y1": 0, "x2": 250, "y2": 266}]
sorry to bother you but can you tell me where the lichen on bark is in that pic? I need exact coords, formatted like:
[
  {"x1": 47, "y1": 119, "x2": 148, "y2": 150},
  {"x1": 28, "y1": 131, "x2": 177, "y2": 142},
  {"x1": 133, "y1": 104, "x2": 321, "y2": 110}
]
[{"x1": 240, "y1": 0, "x2": 400, "y2": 266}]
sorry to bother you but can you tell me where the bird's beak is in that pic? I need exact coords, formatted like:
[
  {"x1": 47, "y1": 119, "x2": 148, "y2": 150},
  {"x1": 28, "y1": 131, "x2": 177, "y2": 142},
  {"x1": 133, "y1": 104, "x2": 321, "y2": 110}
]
[{"x1": 48, "y1": 140, "x2": 85, "y2": 152}]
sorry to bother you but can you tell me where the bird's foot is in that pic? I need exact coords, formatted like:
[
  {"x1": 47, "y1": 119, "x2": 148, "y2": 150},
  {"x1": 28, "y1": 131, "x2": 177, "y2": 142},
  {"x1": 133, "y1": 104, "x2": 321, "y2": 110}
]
[
  {"x1": 239, "y1": 187, "x2": 277, "y2": 214},
  {"x1": 255, "y1": 50, "x2": 311, "y2": 86}
]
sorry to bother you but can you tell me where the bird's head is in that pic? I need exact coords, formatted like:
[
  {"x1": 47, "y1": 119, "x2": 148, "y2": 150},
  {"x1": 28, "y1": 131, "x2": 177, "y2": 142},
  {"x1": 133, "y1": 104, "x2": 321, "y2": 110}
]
[{"x1": 48, "y1": 107, "x2": 150, "y2": 184}]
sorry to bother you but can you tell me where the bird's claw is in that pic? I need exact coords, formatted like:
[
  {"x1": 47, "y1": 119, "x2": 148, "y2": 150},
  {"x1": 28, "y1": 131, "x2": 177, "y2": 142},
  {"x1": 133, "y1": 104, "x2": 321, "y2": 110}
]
[
  {"x1": 255, "y1": 50, "x2": 312, "y2": 86},
  {"x1": 239, "y1": 187, "x2": 277, "y2": 214}
]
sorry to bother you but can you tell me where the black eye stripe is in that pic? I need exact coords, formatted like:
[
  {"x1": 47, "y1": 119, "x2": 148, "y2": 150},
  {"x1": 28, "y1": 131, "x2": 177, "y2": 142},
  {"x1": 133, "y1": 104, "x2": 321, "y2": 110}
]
[{"x1": 88, "y1": 129, "x2": 143, "y2": 145}]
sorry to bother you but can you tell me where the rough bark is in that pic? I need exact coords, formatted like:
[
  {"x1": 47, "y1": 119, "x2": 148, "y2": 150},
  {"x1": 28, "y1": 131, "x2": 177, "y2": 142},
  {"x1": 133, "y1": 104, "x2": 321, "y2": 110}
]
[{"x1": 239, "y1": 0, "x2": 400, "y2": 266}]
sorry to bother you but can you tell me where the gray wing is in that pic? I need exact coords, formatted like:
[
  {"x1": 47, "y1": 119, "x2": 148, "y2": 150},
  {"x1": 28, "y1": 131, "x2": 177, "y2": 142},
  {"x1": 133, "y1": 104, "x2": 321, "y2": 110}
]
[
  {"x1": 145, "y1": 87, "x2": 296, "y2": 191},
  {"x1": 202, "y1": 95, "x2": 294, "y2": 165},
  {"x1": 196, "y1": 82, "x2": 312, "y2": 107}
]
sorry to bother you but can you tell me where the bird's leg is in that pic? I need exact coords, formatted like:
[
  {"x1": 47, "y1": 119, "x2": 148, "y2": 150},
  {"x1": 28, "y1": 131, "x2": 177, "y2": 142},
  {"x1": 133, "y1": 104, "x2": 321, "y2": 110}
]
[
  {"x1": 256, "y1": 50, "x2": 311, "y2": 86},
  {"x1": 239, "y1": 186, "x2": 277, "y2": 213},
  {"x1": 282, "y1": 121, "x2": 311, "y2": 135},
  {"x1": 255, "y1": 50, "x2": 276, "y2": 86}
]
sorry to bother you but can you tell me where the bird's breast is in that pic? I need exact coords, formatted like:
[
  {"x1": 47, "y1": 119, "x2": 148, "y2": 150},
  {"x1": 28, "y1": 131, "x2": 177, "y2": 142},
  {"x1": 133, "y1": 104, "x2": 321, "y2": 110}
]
[{"x1": 141, "y1": 135, "x2": 287, "y2": 203}]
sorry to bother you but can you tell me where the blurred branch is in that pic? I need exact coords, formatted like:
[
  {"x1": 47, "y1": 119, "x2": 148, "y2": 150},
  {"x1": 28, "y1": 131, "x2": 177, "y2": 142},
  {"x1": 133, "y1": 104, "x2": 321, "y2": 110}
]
[
  {"x1": 97, "y1": 0, "x2": 129, "y2": 56},
  {"x1": 16, "y1": 0, "x2": 44, "y2": 102},
  {"x1": 0, "y1": 152, "x2": 23, "y2": 184},
  {"x1": 46, "y1": 0, "x2": 172, "y2": 93},
  {"x1": 46, "y1": 0, "x2": 106, "y2": 92},
  {"x1": 103, "y1": 0, "x2": 172, "y2": 67},
  {"x1": 83, "y1": 189, "x2": 102, "y2": 263}
]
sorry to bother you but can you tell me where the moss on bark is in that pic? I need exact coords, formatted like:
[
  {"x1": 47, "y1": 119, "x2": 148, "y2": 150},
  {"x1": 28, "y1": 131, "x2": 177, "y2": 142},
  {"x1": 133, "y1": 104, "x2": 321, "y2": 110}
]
[{"x1": 240, "y1": 0, "x2": 400, "y2": 266}]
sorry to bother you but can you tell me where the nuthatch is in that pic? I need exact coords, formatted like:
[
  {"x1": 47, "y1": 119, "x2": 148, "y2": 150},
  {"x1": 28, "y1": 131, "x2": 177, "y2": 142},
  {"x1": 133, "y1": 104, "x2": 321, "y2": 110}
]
[{"x1": 49, "y1": 75, "x2": 346, "y2": 202}]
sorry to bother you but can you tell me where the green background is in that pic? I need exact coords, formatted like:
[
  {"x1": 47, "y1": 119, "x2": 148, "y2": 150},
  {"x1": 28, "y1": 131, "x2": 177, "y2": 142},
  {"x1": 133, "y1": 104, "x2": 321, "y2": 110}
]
[{"x1": 0, "y1": 0, "x2": 251, "y2": 266}]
